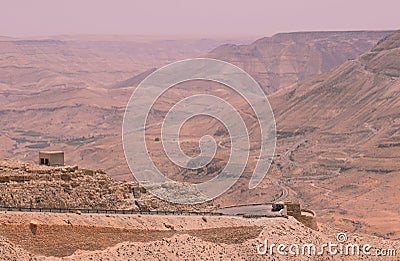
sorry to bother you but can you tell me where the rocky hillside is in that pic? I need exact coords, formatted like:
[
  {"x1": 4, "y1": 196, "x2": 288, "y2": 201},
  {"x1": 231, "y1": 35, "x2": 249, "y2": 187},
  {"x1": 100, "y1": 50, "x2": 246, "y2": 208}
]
[
  {"x1": 0, "y1": 159, "x2": 211, "y2": 212},
  {"x1": 208, "y1": 31, "x2": 394, "y2": 93},
  {"x1": 269, "y1": 30, "x2": 400, "y2": 239}
]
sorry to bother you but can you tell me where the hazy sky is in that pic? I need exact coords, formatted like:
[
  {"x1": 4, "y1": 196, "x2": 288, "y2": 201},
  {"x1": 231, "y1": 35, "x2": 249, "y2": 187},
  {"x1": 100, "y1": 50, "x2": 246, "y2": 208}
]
[{"x1": 1, "y1": 0, "x2": 399, "y2": 37}]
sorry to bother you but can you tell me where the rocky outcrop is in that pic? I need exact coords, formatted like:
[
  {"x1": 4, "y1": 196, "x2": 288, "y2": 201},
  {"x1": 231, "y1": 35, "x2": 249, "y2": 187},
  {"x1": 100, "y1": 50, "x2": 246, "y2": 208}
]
[{"x1": 0, "y1": 159, "x2": 211, "y2": 212}]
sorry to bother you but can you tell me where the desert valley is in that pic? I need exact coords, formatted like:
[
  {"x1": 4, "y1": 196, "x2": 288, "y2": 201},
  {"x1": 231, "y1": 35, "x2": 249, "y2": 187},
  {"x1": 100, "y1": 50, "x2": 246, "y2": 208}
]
[{"x1": 0, "y1": 29, "x2": 399, "y2": 259}]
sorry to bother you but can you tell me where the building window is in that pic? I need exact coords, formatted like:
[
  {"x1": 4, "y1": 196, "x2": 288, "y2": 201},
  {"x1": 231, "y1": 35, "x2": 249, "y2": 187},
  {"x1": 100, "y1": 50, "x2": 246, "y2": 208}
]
[{"x1": 40, "y1": 158, "x2": 49, "y2": 166}]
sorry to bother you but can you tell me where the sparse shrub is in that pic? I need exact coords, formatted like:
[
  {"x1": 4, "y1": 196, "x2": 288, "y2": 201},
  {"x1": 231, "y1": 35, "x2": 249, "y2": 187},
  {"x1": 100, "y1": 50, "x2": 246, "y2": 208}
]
[
  {"x1": 287, "y1": 89, "x2": 296, "y2": 99},
  {"x1": 276, "y1": 163, "x2": 282, "y2": 170}
]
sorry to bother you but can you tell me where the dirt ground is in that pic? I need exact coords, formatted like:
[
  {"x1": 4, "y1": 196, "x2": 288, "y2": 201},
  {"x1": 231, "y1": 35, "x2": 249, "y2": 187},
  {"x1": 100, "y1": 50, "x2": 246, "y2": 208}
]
[{"x1": 0, "y1": 211, "x2": 399, "y2": 260}]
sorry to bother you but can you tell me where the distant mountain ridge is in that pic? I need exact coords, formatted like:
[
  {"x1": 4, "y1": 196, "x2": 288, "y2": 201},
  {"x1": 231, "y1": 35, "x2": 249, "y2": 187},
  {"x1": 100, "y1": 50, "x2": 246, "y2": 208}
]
[{"x1": 207, "y1": 30, "x2": 395, "y2": 93}]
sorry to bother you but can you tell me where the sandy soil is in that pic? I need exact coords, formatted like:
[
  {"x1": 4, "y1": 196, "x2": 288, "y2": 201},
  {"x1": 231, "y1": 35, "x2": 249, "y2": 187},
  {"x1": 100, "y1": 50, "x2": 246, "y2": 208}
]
[{"x1": 0, "y1": 212, "x2": 399, "y2": 260}]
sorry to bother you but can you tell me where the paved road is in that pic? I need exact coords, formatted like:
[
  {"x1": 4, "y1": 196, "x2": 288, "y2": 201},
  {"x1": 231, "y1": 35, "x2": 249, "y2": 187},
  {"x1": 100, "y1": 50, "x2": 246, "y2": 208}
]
[
  {"x1": 0, "y1": 205, "x2": 284, "y2": 217},
  {"x1": 272, "y1": 180, "x2": 289, "y2": 201},
  {"x1": 216, "y1": 204, "x2": 282, "y2": 217}
]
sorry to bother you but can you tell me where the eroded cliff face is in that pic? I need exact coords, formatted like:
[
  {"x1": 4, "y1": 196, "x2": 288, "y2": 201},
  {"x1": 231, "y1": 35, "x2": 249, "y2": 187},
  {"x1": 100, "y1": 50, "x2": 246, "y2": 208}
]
[{"x1": 208, "y1": 31, "x2": 394, "y2": 93}]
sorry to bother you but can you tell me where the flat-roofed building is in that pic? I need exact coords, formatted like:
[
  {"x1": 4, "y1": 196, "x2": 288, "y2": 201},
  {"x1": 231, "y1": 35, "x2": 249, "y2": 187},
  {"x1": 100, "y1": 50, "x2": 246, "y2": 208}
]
[{"x1": 39, "y1": 151, "x2": 64, "y2": 166}]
